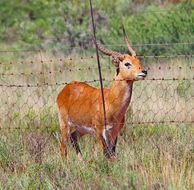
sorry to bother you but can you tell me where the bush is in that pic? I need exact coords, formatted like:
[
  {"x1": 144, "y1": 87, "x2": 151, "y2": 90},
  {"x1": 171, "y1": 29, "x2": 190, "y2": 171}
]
[{"x1": 0, "y1": 0, "x2": 193, "y2": 55}]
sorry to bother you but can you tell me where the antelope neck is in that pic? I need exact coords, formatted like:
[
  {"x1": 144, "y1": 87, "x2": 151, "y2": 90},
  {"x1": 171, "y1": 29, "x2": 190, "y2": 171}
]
[{"x1": 110, "y1": 76, "x2": 133, "y2": 105}]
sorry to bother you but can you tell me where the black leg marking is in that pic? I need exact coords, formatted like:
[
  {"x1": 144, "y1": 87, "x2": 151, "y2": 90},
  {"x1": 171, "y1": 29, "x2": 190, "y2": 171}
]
[
  {"x1": 111, "y1": 136, "x2": 118, "y2": 156},
  {"x1": 70, "y1": 131, "x2": 82, "y2": 155},
  {"x1": 101, "y1": 131, "x2": 116, "y2": 159}
]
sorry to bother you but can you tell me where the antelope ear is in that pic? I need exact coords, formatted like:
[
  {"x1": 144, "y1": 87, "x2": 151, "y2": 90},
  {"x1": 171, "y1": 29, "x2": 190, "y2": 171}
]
[
  {"x1": 111, "y1": 55, "x2": 120, "y2": 67},
  {"x1": 118, "y1": 55, "x2": 125, "y2": 61}
]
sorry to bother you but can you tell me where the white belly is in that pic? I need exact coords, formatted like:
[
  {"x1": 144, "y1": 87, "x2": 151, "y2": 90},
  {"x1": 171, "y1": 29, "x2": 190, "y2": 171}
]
[{"x1": 68, "y1": 121, "x2": 95, "y2": 135}]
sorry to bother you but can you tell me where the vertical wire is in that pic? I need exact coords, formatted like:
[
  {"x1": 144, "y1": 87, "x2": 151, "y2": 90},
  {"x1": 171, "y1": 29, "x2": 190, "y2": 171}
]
[{"x1": 89, "y1": 0, "x2": 107, "y2": 129}]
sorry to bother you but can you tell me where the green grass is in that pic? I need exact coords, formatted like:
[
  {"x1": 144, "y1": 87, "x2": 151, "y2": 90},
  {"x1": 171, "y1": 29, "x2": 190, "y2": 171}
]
[
  {"x1": 0, "y1": 124, "x2": 193, "y2": 189},
  {"x1": 0, "y1": 52, "x2": 194, "y2": 189},
  {"x1": 0, "y1": 1, "x2": 193, "y2": 55}
]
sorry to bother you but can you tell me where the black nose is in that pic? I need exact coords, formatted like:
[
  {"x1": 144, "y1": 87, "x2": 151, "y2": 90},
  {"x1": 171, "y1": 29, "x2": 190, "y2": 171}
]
[{"x1": 142, "y1": 70, "x2": 147, "y2": 75}]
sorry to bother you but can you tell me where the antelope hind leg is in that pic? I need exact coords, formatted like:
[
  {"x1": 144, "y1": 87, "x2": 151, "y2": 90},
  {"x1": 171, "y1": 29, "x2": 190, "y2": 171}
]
[
  {"x1": 70, "y1": 130, "x2": 82, "y2": 156},
  {"x1": 59, "y1": 114, "x2": 69, "y2": 157}
]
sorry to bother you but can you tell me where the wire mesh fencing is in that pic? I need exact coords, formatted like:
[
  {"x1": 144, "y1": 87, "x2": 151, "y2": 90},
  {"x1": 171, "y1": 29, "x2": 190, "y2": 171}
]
[
  {"x1": 0, "y1": 51, "x2": 193, "y2": 131},
  {"x1": 0, "y1": 46, "x2": 194, "y2": 190},
  {"x1": 0, "y1": 47, "x2": 193, "y2": 154}
]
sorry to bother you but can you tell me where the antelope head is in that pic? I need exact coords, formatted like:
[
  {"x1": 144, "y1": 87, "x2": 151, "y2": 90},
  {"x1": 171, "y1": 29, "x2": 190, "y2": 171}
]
[{"x1": 96, "y1": 27, "x2": 147, "y2": 81}]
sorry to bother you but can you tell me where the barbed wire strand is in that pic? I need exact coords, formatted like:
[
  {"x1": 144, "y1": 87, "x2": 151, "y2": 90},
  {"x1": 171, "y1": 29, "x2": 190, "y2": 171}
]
[
  {"x1": 0, "y1": 54, "x2": 193, "y2": 67},
  {"x1": 0, "y1": 77, "x2": 194, "y2": 87}
]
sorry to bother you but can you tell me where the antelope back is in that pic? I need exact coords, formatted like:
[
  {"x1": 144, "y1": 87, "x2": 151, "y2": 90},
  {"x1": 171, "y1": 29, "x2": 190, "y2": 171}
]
[{"x1": 57, "y1": 81, "x2": 103, "y2": 125}]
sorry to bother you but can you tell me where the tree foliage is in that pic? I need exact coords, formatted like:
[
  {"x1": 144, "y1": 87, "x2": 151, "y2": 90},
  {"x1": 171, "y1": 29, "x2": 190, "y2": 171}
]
[{"x1": 0, "y1": 0, "x2": 193, "y2": 55}]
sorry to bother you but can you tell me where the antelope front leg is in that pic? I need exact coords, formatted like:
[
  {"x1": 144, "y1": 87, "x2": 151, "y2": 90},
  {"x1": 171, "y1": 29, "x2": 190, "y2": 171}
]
[
  {"x1": 95, "y1": 126, "x2": 109, "y2": 158},
  {"x1": 109, "y1": 117, "x2": 125, "y2": 157},
  {"x1": 97, "y1": 129, "x2": 113, "y2": 159},
  {"x1": 111, "y1": 136, "x2": 118, "y2": 156}
]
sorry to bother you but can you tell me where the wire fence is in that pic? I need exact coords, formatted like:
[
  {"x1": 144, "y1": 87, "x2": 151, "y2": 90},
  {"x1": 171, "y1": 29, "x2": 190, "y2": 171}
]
[
  {"x1": 0, "y1": 42, "x2": 194, "y2": 63},
  {"x1": 0, "y1": 46, "x2": 194, "y2": 190},
  {"x1": 0, "y1": 50, "x2": 194, "y2": 132}
]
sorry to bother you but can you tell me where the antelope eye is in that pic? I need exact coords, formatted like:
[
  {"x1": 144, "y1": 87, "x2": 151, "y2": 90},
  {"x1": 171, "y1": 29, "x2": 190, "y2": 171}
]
[{"x1": 125, "y1": 62, "x2": 131, "y2": 67}]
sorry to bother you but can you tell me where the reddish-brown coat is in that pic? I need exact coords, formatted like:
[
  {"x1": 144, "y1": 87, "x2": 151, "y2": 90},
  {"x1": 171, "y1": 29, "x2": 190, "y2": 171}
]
[{"x1": 57, "y1": 54, "x2": 147, "y2": 157}]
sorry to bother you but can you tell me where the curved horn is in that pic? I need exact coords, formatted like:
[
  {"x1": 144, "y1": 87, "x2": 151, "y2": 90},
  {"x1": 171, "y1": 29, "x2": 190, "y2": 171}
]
[
  {"x1": 96, "y1": 42, "x2": 122, "y2": 57},
  {"x1": 95, "y1": 41, "x2": 124, "y2": 66},
  {"x1": 122, "y1": 25, "x2": 136, "y2": 57}
]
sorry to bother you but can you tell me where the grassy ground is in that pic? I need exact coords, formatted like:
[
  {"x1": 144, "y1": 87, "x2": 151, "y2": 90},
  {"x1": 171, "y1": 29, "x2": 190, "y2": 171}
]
[
  {"x1": 0, "y1": 52, "x2": 194, "y2": 189},
  {"x1": 0, "y1": 124, "x2": 193, "y2": 189}
]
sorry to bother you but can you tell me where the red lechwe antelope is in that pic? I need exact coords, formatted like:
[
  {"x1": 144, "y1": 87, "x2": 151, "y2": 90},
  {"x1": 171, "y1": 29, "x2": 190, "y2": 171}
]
[{"x1": 57, "y1": 31, "x2": 147, "y2": 158}]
